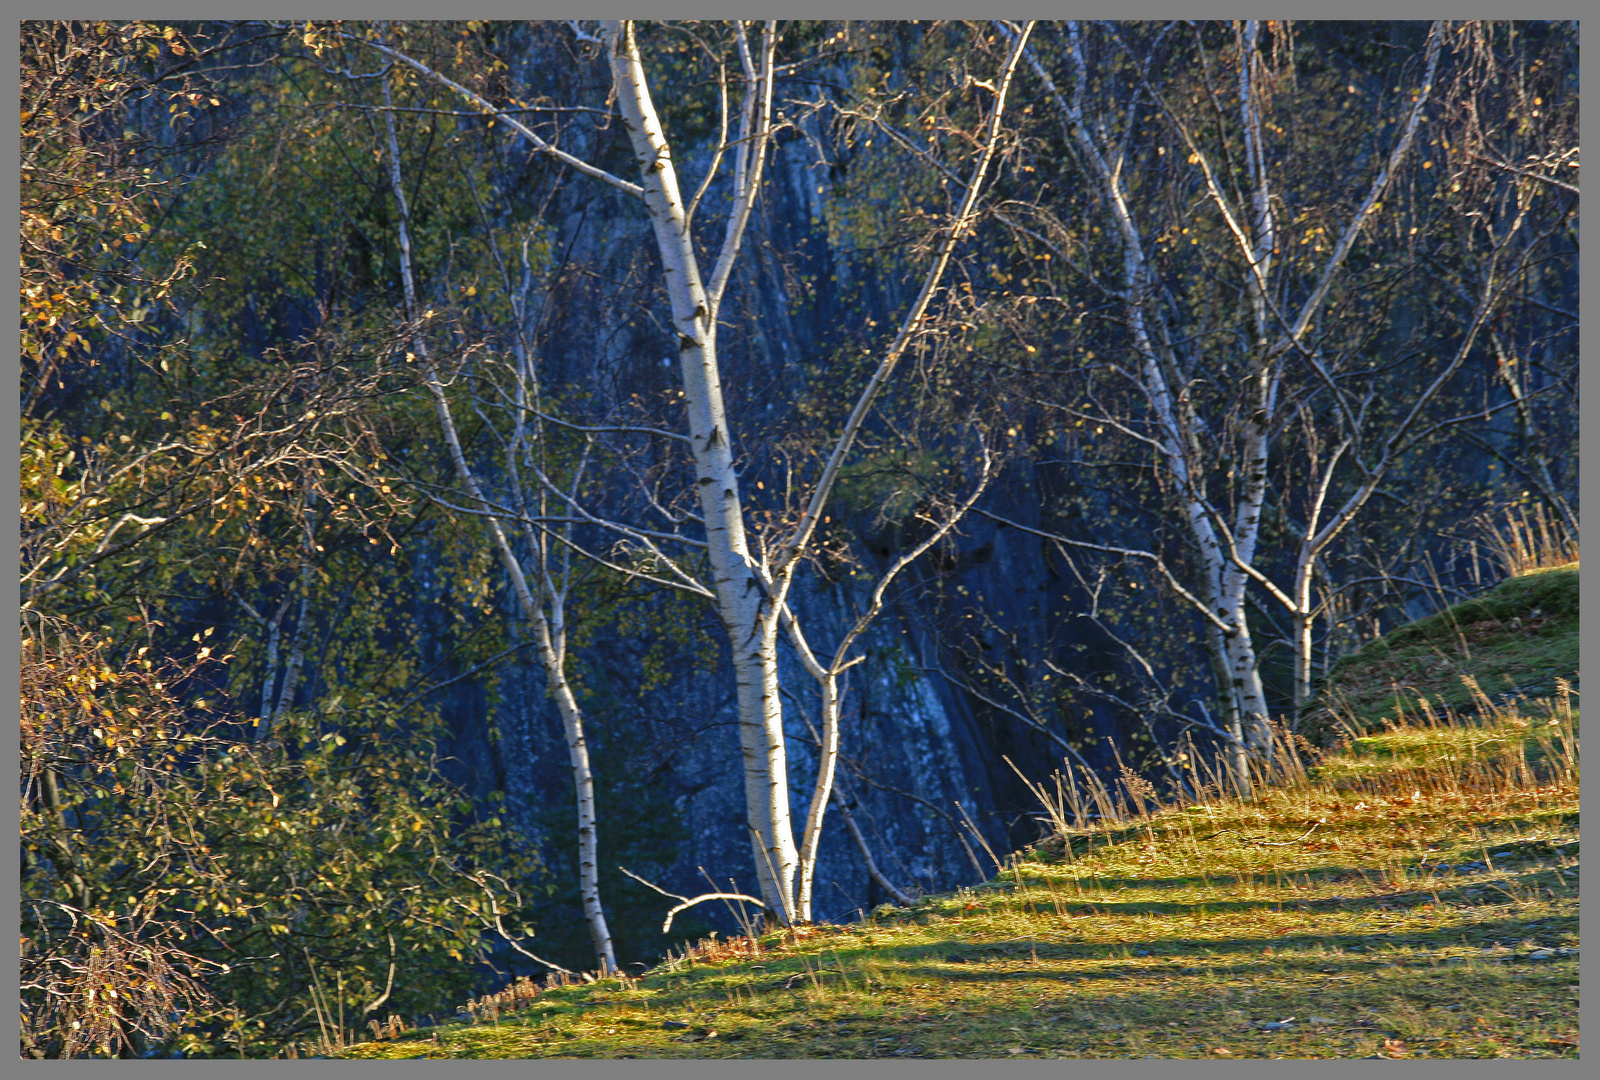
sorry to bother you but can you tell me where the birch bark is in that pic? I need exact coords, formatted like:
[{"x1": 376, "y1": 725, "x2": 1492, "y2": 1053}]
[
  {"x1": 1014, "y1": 20, "x2": 1447, "y2": 780},
  {"x1": 602, "y1": 19, "x2": 799, "y2": 922},
  {"x1": 380, "y1": 76, "x2": 617, "y2": 972},
  {"x1": 1035, "y1": 20, "x2": 1276, "y2": 777},
  {"x1": 604, "y1": 19, "x2": 1027, "y2": 920},
  {"x1": 370, "y1": 18, "x2": 1029, "y2": 925}
]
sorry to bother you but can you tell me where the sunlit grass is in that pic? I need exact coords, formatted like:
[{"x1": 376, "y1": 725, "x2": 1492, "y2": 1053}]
[
  {"x1": 335, "y1": 676, "x2": 1578, "y2": 1060},
  {"x1": 1301, "y1": 566, "x2": 1578, "y2": 743}
]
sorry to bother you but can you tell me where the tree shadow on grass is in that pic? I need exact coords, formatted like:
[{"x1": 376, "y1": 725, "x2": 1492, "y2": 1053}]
[{"x1": 957, "y1": 860, "x2": 1573, "y2": 915}]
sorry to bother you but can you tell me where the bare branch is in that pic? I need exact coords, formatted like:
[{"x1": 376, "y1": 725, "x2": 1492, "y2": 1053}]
[
  {"x1": 359, "y1": 932, "x2": 397, "y2": 1017},
  {"x1": 777, "y1": 22, "x2": 1036, "y2": 583},
  {"x1": 685, "y1": 55, "x2": 731, "y2": 227},
  {"x1": 705, "y1": 21, "x2": 777, "y2": 320},
  {"x1": 616, "y1": 866, "x2": 770, "y2": 934},
  {"x1": 832, "y1": 445, "x2": 995, "y2": 675},
  {"x1": 446, "y1": 867, "x2": 589, "y2": 980},
  {"x1": 519, "y1": 410, "x2": 691, "y2": 444},
  {"x1": 936, "y1": 662, "x2": 1097, "y2": 773},
  {"x1": 351, "y1": 34, "x2": 644, "y2": 199},
  {"x1": 1273, "y1": 23, "x2": 1445, "y2": 358},
  {"x1": 973, "y1": 508, "x2": 1231, "y2": 632},
  {"x1": 1468, "y1": 150, "x2": 1579, "y2": 196}
]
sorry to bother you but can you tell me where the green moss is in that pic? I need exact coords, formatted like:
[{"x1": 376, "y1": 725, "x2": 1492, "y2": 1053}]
[{"x1": 1300, "y1": 568, "x2": 1579, "y2": 743}]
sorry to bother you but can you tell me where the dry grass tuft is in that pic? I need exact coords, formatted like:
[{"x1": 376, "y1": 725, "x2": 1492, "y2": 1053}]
[{"x1": 1477, "y1": 503, "x2": 1578, "y2": 579}]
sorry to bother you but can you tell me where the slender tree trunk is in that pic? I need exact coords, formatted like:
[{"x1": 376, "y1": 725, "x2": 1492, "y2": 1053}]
[
  {"x1": 255, "y1": 592, "x2": 291, "y2": 742},
  {"x1": 374, "y1": 19, "x2": 1025, "y2": 926},
  {"x1": 603, "y1": 19, "x2": 799, "y2": 923},
  {"x1": 380, "y1": 75, "x2": 616, "y2": 970},
  {"x1": 1038, "y1": 21, "x2": 1274, "y2": 789},
  {"x1": 529, "y1": 597, "x2": 615, "y2": 972},
  {"x1": 1203, "y1": 621, "x2": 1251, "y2": 796},
  {"x1": 795, "y1": 670, "x2": 839, "y2": 921},
  {"x1": 1029, "y1": 21, "x2": 1447, "y2": 782},
  {"x1": 38, "y1": 768, "x2": 92, "y2": 911},
  {"x1": 1291, "y1": 607, "x2": 1314, "y2": 723},
  {"x1": 1221, "y1": 23, "x2": 1278, "y2": 769}
]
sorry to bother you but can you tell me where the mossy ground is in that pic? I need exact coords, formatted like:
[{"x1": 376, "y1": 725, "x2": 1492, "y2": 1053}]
[
  {"x1": 334, "y1": 574, "x2": 1580, "y2": 1061},
  {"x1": 1300, "y1": 565, "x2": 1578, "y2": 743}
]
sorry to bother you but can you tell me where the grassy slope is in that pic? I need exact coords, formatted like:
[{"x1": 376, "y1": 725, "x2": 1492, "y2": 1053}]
[
  {"x1": 1299, "y1": 564, "x2": 1579, "y2": 744},
  {"x1": 336, "y1": 571, "x2": 1580, "y2": 1061}
]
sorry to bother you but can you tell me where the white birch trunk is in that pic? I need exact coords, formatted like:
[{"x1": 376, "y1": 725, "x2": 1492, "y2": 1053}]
[
  {"x1": 778, "y1": 605, "x2": 851, "y2": 922},
  {"x1": 1224, "y1": 23, "x2": 1443, "y2": 735},
  {"x1": 603, "y1": 20, "x2": 799, "y2": 924},
  {"x1": 529, "y1": 583, "x2": 616, "y2": 972},
  {"x1": 1045, "y1": 21, "x2": 1277, "y2": 781},
  {"x1": 381, "y1": 77, "x2": 617, "y2": 971},
  {"x1": 376, "y1": 19, "x2": 1026, "y2": 926},
  {"x1": 1031, "y1": 21, "x2": 1446, "y2": 775},
  {"x1": 1203, "y1": 624, "x2": 1252, "y2": 794},
  {"x1": 251, "y1": 554, "x2": 311, "y2": 745},
  {"x1": 1225, "y1": 23, "x2": 1278, "y2": 764},
  {"x1": 255, "y1": 592, "x2": 291, "y2": 741},
  {"x1": 795, "y1": 671, "x2": 840, "y2": 921}
]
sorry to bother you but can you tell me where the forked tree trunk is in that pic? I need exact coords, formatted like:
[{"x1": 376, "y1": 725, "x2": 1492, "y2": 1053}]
[
  {"x1": 1021, "y1": 19, "x2": 1445, "y2": 786},
  {"x1": 603, "y1": 19, "x2": 800, "y2": 923},
  {"x1": 373, "y1": 19, "x2": 1028, "y2": 926}
]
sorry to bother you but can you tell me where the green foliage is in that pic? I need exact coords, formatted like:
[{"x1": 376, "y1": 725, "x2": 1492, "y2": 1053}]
[
  {"x1": 180, "y1": 700, "x2": 537, "y2": 1057},
  {"x1": 832, "y1": 447, "x2": 951, "y2": 528},
  {"x1": 20, "y1": 21, "x2": 205, "y2": 408},
  {"x1": 20, "y1": 617, "x2": 539, "y2": 1058},
  {"x1": 146, "y1": 24, "x2": 549, "y2": 362},
  {"x1": 20, "y1": 21, "x2": 550, "y2": 1059}
]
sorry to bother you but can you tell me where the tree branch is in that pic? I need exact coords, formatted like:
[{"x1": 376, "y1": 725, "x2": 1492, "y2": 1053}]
[
  {"x1": 352, "y1": 34, "x2": 644, "y2": 199},
  {"x1": 775, "y1": 21, "x2": 1035, "y2": 584},
  {"x1": 616, "y1": 866, "x2": 770, "y2": 934}
]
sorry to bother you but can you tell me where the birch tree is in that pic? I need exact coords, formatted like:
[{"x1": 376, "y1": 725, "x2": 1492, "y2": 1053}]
[
  {"x1": 1023, "y1": 20, "x2": 1442, "y2": 780},
  {"x1": 980, "y1": 21, "x2": 1425, "y2": 785},
  {"x1": 373, "y1": 65, "x2": 618, "y2": 973},
  {"x1": 349, "y1": 18, "x2": 1034, "y2": 924},
  {"x1": 979, "y1": 20, "x2": 1575, "y2": 787}
]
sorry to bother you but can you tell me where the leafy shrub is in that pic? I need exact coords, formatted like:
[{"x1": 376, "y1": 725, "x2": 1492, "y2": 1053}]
[{"x1": 21, "y1": 616, "x2": 541, "y2": 1057}]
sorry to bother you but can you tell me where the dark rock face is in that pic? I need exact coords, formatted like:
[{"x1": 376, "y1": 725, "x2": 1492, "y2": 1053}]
[
  {"x1": 427, "y1": 497, "x2": 1135, "y2": 962},
  {"x1": 433, "y1": 565, "x2": 1014, "y2": 929}
]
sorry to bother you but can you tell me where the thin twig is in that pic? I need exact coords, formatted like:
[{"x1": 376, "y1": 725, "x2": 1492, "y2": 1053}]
[{"x1": 616, "y1": 866, "x2": 770, "y2": 933}]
